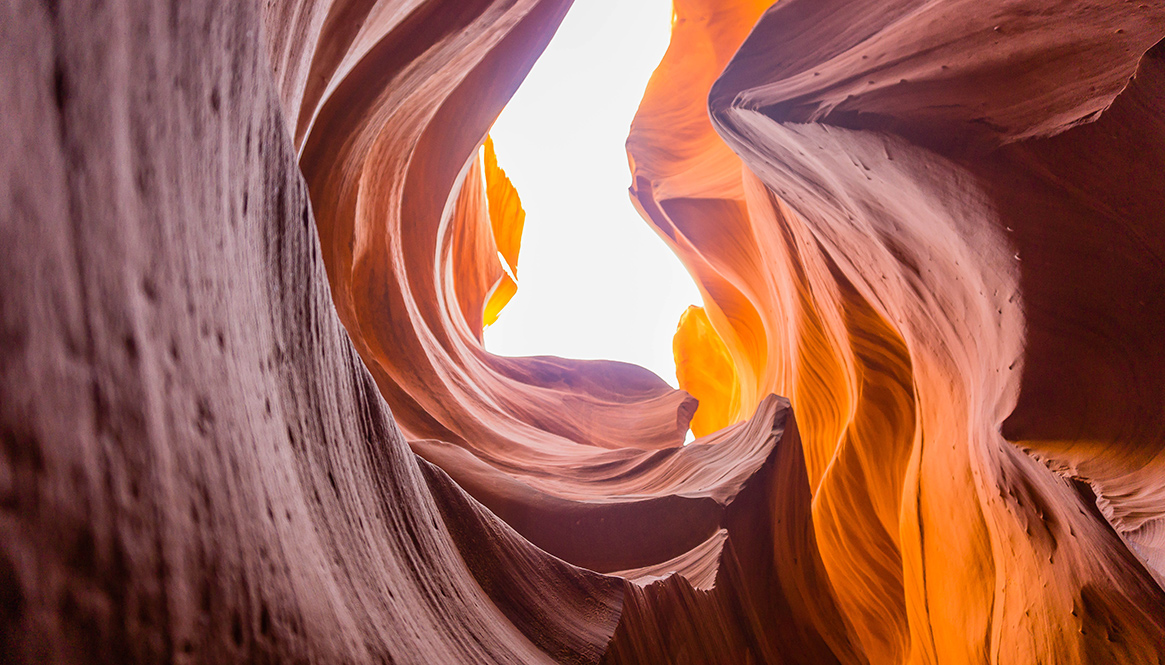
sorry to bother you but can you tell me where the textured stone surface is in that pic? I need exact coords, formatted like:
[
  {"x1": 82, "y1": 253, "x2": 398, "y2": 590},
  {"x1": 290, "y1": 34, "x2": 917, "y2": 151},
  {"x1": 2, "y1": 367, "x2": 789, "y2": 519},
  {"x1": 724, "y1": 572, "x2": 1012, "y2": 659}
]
[
  {"x1": 3, "y1": 0, "x2": 1165, "y2": 662},
  {"x1": 0, "y1": 1, "x2": 619, "y2": 662}
]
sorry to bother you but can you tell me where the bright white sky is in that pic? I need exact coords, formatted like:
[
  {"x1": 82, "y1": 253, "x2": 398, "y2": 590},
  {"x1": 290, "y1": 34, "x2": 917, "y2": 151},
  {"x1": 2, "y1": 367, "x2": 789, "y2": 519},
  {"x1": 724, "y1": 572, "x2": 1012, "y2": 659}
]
[{"x1": 483, "y1": 0, "x2": 701, "y2": 387}]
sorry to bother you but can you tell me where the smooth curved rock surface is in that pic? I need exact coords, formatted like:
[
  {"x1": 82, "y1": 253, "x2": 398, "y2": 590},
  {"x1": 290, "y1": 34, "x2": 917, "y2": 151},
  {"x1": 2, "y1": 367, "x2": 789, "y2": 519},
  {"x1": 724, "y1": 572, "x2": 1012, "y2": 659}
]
[
  {"x1": 3, "y1": 0, "x2": 1165, "y2": 663},
  {"x1": 651, "y1": 0, "x2": 1165, "y2": 661}
]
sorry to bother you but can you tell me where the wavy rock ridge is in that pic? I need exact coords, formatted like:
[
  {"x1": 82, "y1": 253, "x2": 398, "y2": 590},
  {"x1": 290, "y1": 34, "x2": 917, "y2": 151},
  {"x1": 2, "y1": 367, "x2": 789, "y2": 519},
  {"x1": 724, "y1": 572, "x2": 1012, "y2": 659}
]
[{"x1": 2, "y1": 0, "x2": 1164, "y2": 663}]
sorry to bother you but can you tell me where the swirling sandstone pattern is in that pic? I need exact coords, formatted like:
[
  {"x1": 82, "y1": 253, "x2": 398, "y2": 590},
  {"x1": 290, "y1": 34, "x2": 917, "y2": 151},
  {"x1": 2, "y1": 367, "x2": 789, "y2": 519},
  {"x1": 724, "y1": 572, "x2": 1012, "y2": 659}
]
[{"x1": 2, "y1": 0, "x2": 1164, "y2": 663}]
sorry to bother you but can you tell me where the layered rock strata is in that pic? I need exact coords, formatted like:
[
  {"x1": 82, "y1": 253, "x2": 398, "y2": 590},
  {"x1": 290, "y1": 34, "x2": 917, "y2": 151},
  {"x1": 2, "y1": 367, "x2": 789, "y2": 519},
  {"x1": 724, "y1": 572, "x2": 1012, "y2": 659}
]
[{"x1": 2, "y1": 0, "x2": 1164, "y2": 663}]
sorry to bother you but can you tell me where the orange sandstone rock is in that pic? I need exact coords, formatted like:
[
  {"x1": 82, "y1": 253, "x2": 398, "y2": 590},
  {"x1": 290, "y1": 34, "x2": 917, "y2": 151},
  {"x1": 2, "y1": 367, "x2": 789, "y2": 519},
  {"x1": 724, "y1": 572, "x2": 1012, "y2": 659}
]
[
  {"x1": 482, "y1": 135, "x2": 525, "y2": 328},
  {"x1": 674, "y1": 305, "x2": 740, "y2": 437}
]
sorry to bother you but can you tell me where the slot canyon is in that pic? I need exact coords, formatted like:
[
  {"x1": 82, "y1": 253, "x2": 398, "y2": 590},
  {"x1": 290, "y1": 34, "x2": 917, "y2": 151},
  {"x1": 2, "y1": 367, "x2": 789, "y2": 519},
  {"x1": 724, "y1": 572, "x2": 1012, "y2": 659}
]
[{"x1": 2, "y1": 0, "x2": 1165, "y2": 662}]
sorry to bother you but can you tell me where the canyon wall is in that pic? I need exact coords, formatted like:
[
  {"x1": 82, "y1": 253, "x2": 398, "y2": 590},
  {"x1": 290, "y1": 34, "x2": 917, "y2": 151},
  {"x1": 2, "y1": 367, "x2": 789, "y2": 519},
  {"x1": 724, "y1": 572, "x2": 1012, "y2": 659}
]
[{"x1": 2, "y1": 0, "x2": 1163, "y2": 663}]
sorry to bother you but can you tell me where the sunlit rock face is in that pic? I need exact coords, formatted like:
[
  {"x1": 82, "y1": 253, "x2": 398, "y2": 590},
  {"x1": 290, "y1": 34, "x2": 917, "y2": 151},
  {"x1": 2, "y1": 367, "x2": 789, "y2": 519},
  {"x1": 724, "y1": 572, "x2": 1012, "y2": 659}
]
[{"x1": 2, "y1": 0, "x2": 1164, "y2": 663}]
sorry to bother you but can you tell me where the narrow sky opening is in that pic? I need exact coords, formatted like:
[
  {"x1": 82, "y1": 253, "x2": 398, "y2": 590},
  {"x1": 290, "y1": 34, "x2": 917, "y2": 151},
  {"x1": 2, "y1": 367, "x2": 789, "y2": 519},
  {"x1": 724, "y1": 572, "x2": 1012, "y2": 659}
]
[{"x1": 483, "y1": 0, "x2": 701, "y2": 387}]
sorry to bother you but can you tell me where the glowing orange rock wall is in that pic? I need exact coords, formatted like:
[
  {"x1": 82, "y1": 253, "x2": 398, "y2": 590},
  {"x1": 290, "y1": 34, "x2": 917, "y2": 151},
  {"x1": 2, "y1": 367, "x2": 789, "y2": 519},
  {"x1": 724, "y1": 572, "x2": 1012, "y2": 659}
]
[
  {"x1": 482, "y1": 136, "x2": 525, "y2": 327},
  {"x1": 674, "y1": 305, "x2": 740, "y2": 438},
  {"x1": 648, "y1": 0, "x2": 1165, "y2": 661}
]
